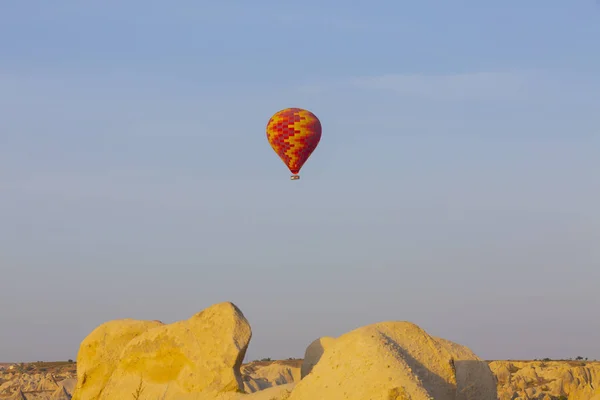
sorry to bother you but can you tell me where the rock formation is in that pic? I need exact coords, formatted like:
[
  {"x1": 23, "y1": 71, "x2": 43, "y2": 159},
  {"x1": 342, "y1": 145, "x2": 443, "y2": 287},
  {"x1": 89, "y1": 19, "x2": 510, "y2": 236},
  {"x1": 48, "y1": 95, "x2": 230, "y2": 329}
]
[
  {"x1": 71, "y1": 318, "x2": 164, "y2": 400},
  {"x1": 0, "y1": 364, "x2": 76, "y2": 400},
  {"x1": 289, "y1": 321, "x2": 497, "y2": 400},
  {"x1": 72, "y1": 302, "x2": 251, "y2": 400},
  {"x1": 490, "y1": 360, "x2": 600, "y2": 400},
  {"x1": 241, "y1": 360, "x2": 301, "y2": 393},
  {"x1": 9, "y1": 300, "x2": 600, "y2": 399},
  {"x1": 4, "y1": 358, "x2": 600, "y2": 399}
]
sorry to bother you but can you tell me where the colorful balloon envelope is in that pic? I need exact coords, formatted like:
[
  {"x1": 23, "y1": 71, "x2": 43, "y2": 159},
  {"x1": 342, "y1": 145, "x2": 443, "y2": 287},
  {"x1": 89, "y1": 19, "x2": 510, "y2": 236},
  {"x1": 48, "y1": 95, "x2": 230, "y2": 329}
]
[{"x1": 266, "y1": 108, "x2": 322, "y2": 180}]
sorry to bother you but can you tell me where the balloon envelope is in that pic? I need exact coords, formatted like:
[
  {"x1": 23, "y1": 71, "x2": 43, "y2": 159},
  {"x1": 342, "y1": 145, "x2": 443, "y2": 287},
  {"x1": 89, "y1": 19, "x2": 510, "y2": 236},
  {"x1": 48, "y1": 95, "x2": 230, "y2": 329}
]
[{"x1": 266, "y1": 108, "x2": 322, "y2": 176}]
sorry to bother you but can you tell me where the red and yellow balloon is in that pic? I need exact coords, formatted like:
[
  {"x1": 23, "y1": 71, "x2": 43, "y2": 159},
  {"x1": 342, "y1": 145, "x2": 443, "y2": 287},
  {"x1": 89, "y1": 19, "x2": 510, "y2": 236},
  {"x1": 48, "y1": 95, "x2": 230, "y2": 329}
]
[{"x1": 266, "y1": 108, "x2": 322, "y2": 180}]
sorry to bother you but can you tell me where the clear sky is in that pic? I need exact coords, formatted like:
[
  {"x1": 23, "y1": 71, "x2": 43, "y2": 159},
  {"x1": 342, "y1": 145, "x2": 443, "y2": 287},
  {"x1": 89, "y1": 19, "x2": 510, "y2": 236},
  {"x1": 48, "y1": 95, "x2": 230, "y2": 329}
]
[{"x1": 1, "y1": 1, "x2": 599, "y2": 363}]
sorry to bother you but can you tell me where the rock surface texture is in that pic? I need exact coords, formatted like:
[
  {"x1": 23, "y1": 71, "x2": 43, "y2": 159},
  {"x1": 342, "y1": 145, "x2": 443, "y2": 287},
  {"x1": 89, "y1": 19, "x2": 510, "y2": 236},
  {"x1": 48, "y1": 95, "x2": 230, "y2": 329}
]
[
  {"x1": 241, "y1": 360, "x2": 301, "y2": 393},
  {"x1": 490, "y1": 360, "x2": 600, "y2": 400},
  {"x1": 72, "y1": 319, "x2": 164, "y2": 400}
]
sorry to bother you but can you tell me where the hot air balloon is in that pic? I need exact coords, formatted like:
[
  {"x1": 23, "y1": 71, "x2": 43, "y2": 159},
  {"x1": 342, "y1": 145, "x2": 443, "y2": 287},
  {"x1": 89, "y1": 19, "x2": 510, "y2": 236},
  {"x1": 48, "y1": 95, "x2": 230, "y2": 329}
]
[{"x1": 266, "y1": 107, "x2": 322, "y2": 180}]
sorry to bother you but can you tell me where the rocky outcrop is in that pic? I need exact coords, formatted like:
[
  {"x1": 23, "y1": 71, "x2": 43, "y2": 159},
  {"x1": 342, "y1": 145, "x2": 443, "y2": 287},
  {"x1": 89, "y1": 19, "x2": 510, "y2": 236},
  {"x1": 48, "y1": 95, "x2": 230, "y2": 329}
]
[
  {"x1": 9, "y1": 300, "x2": 600, "y2": 400},
  {"x1": 72, "y1": 318, "x2": 163, "y2": 400},
  {"x1": 67, "y1": 303, "x2": 496, "y2": 399},
  {"x1": 289, "y1": 321, "x2": 492, "y2": 400},
  {"x1": 295, "y1": 332, "x2": 498, "y2": 400},
  {"x1": 490, "y1": 360, "x2": 600, "y2": 400},
  {"x1": 72, "y1": 302, "x2": 252, "y2": 400},
  {"x1": 0, "y1": 373, "x2": 58, "y2": 395},
  {"x1": 0, "y1": 368, "x2": 75, "y2": 399}
]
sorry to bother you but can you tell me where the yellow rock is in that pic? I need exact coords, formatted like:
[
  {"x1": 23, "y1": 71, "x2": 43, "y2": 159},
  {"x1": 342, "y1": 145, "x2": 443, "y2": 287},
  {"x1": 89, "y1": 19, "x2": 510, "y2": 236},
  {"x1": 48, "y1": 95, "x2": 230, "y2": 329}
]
[
  {"x1": 72, "y1": 318, "x2": 163, "y2": 400},
  {"x1": 288, "y1": 321, "x2": 459, "y2": 400},
  {"x1": 72, "y1": 302, "x2": 252, "y2": 400}
]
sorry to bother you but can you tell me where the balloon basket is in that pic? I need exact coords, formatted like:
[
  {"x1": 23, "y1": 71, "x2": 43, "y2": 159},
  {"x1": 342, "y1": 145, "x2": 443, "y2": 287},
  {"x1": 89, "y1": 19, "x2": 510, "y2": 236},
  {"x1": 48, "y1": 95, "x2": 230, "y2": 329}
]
[{"x1": 290, "y1": 175, "x2": 300, "y2": 180}]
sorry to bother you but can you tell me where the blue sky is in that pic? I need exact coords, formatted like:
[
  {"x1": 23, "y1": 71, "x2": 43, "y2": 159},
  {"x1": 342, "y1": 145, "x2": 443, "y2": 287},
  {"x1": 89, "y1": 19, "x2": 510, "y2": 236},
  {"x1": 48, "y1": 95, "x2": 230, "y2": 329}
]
[{"x1": 1, "y1": 1, "x2": 599, "y2": 363}]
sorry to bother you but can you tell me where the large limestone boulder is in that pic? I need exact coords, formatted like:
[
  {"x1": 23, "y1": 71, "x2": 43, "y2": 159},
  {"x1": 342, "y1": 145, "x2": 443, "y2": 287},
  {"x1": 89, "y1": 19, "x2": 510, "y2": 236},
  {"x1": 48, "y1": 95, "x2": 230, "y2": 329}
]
[
  {"x1": 72, "y1": 318, "x2": 164, "y2": 400},
  {"x1": 300, "y1": 336, "x2": 335, "y2": 379},
  {"x1": 434, "y1": 337, "x2": 497, "y2": 400},
  {"x1": 72, "y1": 302, "x2": 252, "y2": 400},
  {"x1": 289, "y1": 321, "x2": 459, "y2": 400}
]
